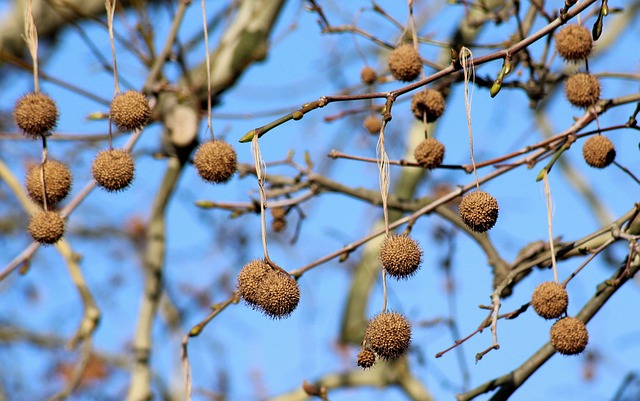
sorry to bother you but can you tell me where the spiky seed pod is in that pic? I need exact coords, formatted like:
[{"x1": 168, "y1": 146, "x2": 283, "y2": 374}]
[
  {"x1": 363, "y1": 115, "x2": 382, "y2": 134},
  {"x1": 92, "y1": 149, "x2": 135, "y2": 192},
  {"x1": 458, "y1": 190, "x2": 499, "y2": 233},
  {"x1": 414, "y1": 138, "x2": 445, "y2": 170},
  {"x1": 28, "y1": 210, "x2": 65, "y2": 245},
  {"x1": 360, "y1": 66, "x2": 378, "y2": 85},
  {"x1": 26, "y1": 160, "x2": 72, "y2": 206},
  {"x1": 379, "y1": 235, "x2": 422, "y2": 279},
  {"x1": 356, "y1": 348, "x2": 376, "y2": 369},
  {"x1": 110, "y1": 90, "x2": 151, "y2": 131},
  {"x1": 531, "y1": 281, "x2": 569, "y2": 320},
  {"x1": 550, "y1": 317, "x2": 589, "y2": 355},
  {"x1": 555, "y1": 24, "x2": 593, "y2": 62},
  {"x1": 583, "y1": 135, "x2": 615, "y2": 168},
  {"x1": 564, "y1": 73, "x2": 600, "y2": 108},
  {"x1": 13, "y1": 92, "x2": 59, "y2": 138},
  {"x1": 193, "y1": 140, "x2": 237, "y2": 184},
  {"x1": 388, "y1": 44, "x2": 422, "y2": 82},
  {"x1": 237, "y1": 259, "x2": 271, "y2": 308},
  {"x1": 411, "y1": 90, "x2": 445, "y2": 122},
  {"x1": 365, "y1": 311, "x2": 411, "y2": 360}
]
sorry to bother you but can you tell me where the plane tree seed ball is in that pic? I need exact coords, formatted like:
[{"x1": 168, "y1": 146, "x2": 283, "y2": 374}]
[
  {"x1": 379, "y1": 234, "x2": 422, "y2": 279},
  {"x1": 531, "y1": 281, "x2": 568, "y2": 320},
  {"x1": 363, "y1": 115, "x2": 382, "y2": 134},
  {"x1": 360, "y1": 66, "x2": 378, "y2": 85},
  {"x1": 26, "y1": 160, "x2": 72, "y2": 206},
  {"x1": 365, "y1": 311, "x2": 411, "y2": 360},
  {"x1": 193, "y1": 140, "x2": 238, "y2": 184},
  {"x1": 583, "y1": 135, "x2": 615, "y2": 168},
  {"x1": 565, "y1": 73, "x2": 600, "y2": 108},
  {"x1": 28, "y1": 210, "x2": 65, "y2": 245},
  {"x1": 414, "y1": 138, "x2": 445, "y2": 170},
  {"x1": 550, "y1": 317, "x2": 589, "y2": 355},
  {"x1": 237, "y1": 259, "x2": 271, "y2": 308},
  {"x1": 555, "y1": 24, "x2": 593, "y2": 62},
  {"x1": 356, "y1": 348, "x2": 376, "y2": 369},
  {"x1": 92, "y1": 149, "x2": 135, "y2": 192},
  {"x1": 411, "y1": 89, "x2": 445, "y2": 122},
  {"x1": 388, "y1": 44, "x2": 422, "y2": 82},
  {"x1": 110, "y1": 90, "x2": 151, "y2": 131},
  {"x1": 13, "y1": 92, "x2": 59, "y2": 138},
  {"x1": 459, "y1": 190, "x2": 499, "y2": 233}
]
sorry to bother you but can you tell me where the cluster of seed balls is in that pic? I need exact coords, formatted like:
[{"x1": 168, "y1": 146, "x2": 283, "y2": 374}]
[
  {"x1": 237, "y1": 259, "x2": 300, "y2": 318},
  {"x1": 530, "y1": 281, "x2": 589, "y2": 355}
]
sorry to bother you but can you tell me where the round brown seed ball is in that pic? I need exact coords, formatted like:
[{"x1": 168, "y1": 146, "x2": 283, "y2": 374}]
[
  {"x1": 379, "y1": 235, "x2": 422, "y2": 279},
  {"x1": 28, "y1": 210, "x2": 65, "y2": 245},
  {"x1": 550, "y1": 317, "x2": 589, "y2": 355},
  {"x1": 237, "y1": 259, "x2": 271, "y2": 308},
  {"x1": 582, "y1": 135, "x2": 615, "y2": 168},
  {"x1": 388, "y1": 44, "x2": 422, "y2": 82},
  {"x1": 26, "y1": 160, "x2": 72, "y2": 206},
  {"x1": 555, "y1": 24, "x2": 593, "y2": 62},
  {"x1": 356, "y1": 348, "x2": 376, "y2": 369},
  {"x1": 361, "y1": 66, "x2": 378, "y2": 85},
  {"x1": 411, "y1": 89, "x2": 445, "y2": 122},
  {"x1": 110, "y1": 90, "x2": 151, "y2": 131},
  {"x1": 92, "y1": 149, "x2": 135, "y2": 192},
  {"x1": 565, "y1": 73, "x2": 600, "y2": 108},
  {"x1": 531, "y1": 281, "x2": 568, "y2": 320},
  {"x1": 13, "y1": 92, "x2": 59, "y2": 138},
  {"x1": 193, "y1": 140, "x2": 237, "y2": 184},
  {"x1": 363, "y1": 115, "x2": 382, "y2": 134},
  {"x1": 459, "y1": 190, "x2": 499, "y2": 233},
  {"x1": 365, "y1": 311, "x2": 411, "y2": 360},
  {"x1": 414, "y1": 138, "x2": 445, "y2": 169}
]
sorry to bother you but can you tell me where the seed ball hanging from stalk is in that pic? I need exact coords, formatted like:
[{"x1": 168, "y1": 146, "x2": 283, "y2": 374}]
[
  {"x1": 531, "y1": 281, "x2": 568, "y2": 320},
  {"x1": 363, "y1": 115, "x2": 382, "y2": 134},
  {"x1": 388, "y1": 44, "x2": 422, "y2": 82},
  {"x1": 411, "y1": 89, "x2": 445, "y2": 122},
  {"x1": 414, "y1": 138, "x2": 445, "y2": 170},
  {"x1": 555, "y1": 24, "x2": 593, "y2": 62},
  {"x1": 110, "y1": 90, "x2": 151, "y2": 132},
  {"x1": 28, "y1": 210, "x2": 65, "y2": 245},
  {"x1": 356, "y1": 348, "x2": 376, "y2": 369},
  {"x1": 92, "y1": 149, "x2": 135, "y2": 192},
  {"x1": 550, "y1": 317, "x2": 589, "y2": 355},
  {"x1": 13, "y1": 92, "x2": 59, "y2": 138},
  {"x1": 193, "y1": 140, "x2": 238, "y2": 184},
  {"x1": 458, "y1": 190, "x2": 499, "y2": 233},
  {"x1": 582, "y1": 135, "x2": 615, "y2": 168},
  {"x1": 26, "y1": 160, "x2": 72, "y2": 206},
  {"x1": 379, "y1": 234, "x2": 423, "y2": 280},
  {"x1": 360, "y1": 66, "x2": 378, "y2": 85},
  {"x1": 564, "y1": 73, "x2": 600, "y2": 108},
  {"x1": 364, "y1": 311, "x2": 411, "y2": 360}
]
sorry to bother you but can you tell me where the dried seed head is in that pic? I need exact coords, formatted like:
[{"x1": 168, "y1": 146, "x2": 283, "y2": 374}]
[
  {"x1": 550, "y1": 317, "x2": 589, "y2": 355},
  {"x1": 564, "y1": 73, "x2": 600, "y2": 108},
  {"x1": 26, "y1": 160, "x2": 72, "y2": 206},
  {"x1": 555, "y1": 24, "x2": 593, "y2": 62},
  {"x1": 459, "y1": 190, "x2": 499, "y2": 233},
  {"x1": 193, "y1": 140, "x2": 237, "y2": 184},
  {"x1": 28, "y1": 210, "x2": 65, "y2": 245},
  {"x1": 356, "y1": 348, "x2": 376, "y2": 369},
  {"x1": 237, "y1": 259, "x2": 271, "y2": 308},
  {"x1": 110, "y1": 90, "x2": 151, "y2": 131},
  {"x1": 388, "y1": 44, "x2": 422, "y2": 82},
  {"x1": 582, "y1": 135, "x2": 615, "y2": 168},
  {"x1": 92, "y1": 149, "x2": 135, "y2": 192},
  {"x1": 13, "y1": 93, "x2": 59, "y2": 138},
  {"x1": 363, "y1": 115, "x2": 382, "y2": 134},
  {"x1": 531, "y1": 281, "x2": 568, "y2": 320},
  {"x1": 414, "y1": 138, "x2": 445, "y2": 169},
  {"x1": 411, "y1": 89, "x2": 445, "y2": 122},
  {"x1": 379, "y1": 235, "x2": 422, "y2": 280},
  {"x1": 365, "y1": 311, "x2": 411, "y2": 360},
  {"x1": 360, "y1": 66, "x2": 378, "y2": 85}
]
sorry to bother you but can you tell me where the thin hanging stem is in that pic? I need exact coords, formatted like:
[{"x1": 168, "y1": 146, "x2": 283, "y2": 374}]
[
  {"x1": 377, "y1": 119, "x2": 391, "y2": 313},
  {"x1": 252, "y1": 135, "x2": 271, "y2": 264},
  {"x1": 24, "y1": 0, "x2": 39, "y2": 93},
  {"x1": 461, "y1": 47, "x2": 479, "y2": 189},
  {"x1": 105, "y1": 0, "x2": 120, "y2": 95},
  {"x1": 542, "y1": 171, "x2": 559, "y2": 283},
  {"x1": 40, "y1": 136, "x2": 49, "y2": 211},
  {"x1": 201, "y1": 0, "x2": 214, "y2": 140}
]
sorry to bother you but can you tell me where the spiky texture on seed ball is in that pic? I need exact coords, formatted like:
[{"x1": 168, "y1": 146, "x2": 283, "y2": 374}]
[
  {"x1": 411, "y1": 89, "x2": 445, "y2": 122},
  {"x1": 110, "y1": 90, "x2": 151, "y2": 131},
  {"x1": 365, "y1": 311, "x2": 411, "y2": 360},
  {"x1": 13, "y1": 92, "x2": 59, "y2": 138},
  {"x1": 237, "y1": 259, "x2": 300, "y2": 319},
  {"x1": 555, "y1": 24, "x2": 593, "y2": 62},
  {"x1": 414, "y1": 138, "x2": 445, "y2": 170},
  {"x1": 583, "y1": 135, "x2": 615, "y2": 168},
  {"x1": 28, "y1": 210, "x2": 65, "y2": 245},
  {"x1": 26, "y1": 160, "x2": 72, "y2": 206},
  {"x1": 92, "y1": 149, "x2": 135, "y2": 192},
  {"x1": 459, "y1": 190, "x2": 499, "y2": 233},
  {"x1": 379, "y1": 235, "x2": 422, "y2": 280},
  {"x1": 531, "y1": 281, "x2": 568, "y2": 320},
  {"x1": 388, "y1": 44, "x2": 422, "y2": 82},
  {"x1": 565, "y1": 73, "x2": 600, "y2": 108},
  {"x1": 363, "y1": 115, "x2": 382, "y2": 134},
  {"x1": 550, "y1": 317, "x2": 589, "y2": 355},
  {"x1": 356, "y1": 348, "x2": 376, "y2": 369},
  {"x1": 193, "y1": 140, "x2": 237, "y2": 184},
  {"x1": 361, "y1": 66, "x2": 378, "y2": 85}
]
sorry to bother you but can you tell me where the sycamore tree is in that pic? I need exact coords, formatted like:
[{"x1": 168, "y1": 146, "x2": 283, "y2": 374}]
[{"x1": 1, "y1": 0, "x2": 640, "y2": 400}]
